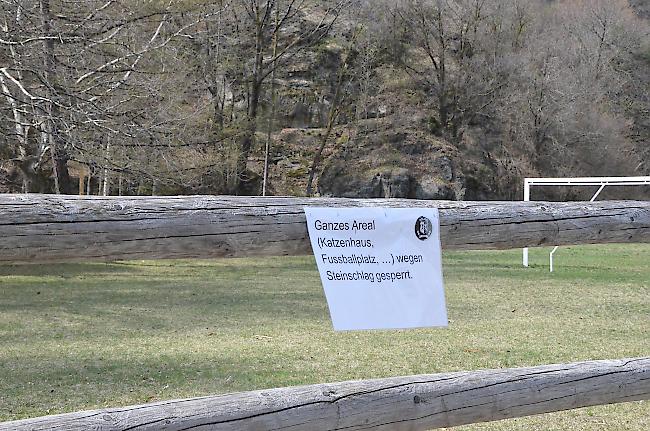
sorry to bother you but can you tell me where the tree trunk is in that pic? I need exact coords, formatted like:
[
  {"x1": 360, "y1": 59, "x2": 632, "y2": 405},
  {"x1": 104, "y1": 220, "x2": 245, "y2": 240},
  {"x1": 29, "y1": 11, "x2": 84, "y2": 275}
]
[
  {"x1": 305, "y1": 112, "x2": 337, "y2": 196},
  {"x1": 118, "y1": 173, "x2": 123, "y2": 196},
  {"x1": 86, "y1": 170, "x2": 92, "y2": 195},
  {"x1": 102, "y1": 141, "x2": 110, "y2": 196},
  {"x1": 305, "y1": 30, "x2": 358, "y2": 196},
  {"x1": 40, "y1": 0, "x2": 72, "y2": 194},
  {"x1": 234, "y1": 81, "x2": 261, "y2": 195},
  {"x1": 51, "y1": 143, "x2": 72, "y2": 193},
  {"x1": 263, "y1": 6, "x2": 279, "y2": 197}
]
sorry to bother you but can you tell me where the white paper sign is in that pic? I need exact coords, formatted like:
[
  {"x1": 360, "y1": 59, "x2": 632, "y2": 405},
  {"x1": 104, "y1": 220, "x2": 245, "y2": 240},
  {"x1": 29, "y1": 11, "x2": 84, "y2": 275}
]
[{"x1": 304, "y1": 207, "x2": 447, "y2": 331}]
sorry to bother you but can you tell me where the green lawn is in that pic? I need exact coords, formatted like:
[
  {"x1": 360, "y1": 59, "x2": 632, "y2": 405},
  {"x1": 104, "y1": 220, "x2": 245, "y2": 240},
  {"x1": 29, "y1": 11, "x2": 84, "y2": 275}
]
[{"x1": 0, "y1": 244, "x2": 648, "y2": 429}]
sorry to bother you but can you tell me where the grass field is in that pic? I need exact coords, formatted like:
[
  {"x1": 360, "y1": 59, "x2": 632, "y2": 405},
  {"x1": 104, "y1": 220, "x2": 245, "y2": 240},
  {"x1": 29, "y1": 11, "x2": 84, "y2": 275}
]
[{"x1": 0, "y1": 244, "x2": 648, "y2": 429}]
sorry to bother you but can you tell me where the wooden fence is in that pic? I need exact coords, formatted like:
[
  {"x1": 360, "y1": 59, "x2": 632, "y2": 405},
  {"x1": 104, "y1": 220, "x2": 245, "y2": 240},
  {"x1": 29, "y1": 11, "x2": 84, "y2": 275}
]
[
  {"x1": 2, "y1": 358, "x2": 648, "y2": 431},
  {"x1": 0, "y1": 195, "x2": 649, "y2": 262},
  {"x1": 0, "y1": 194, "x2": 648, "y2": 430}
]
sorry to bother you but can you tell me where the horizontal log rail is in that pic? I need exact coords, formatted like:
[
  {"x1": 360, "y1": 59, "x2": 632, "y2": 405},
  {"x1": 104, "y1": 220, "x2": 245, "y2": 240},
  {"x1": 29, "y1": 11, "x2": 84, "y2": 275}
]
[
  {"x1": 2, "y1": 357, "x2": 648, "y2": 431},
  {"x1": 0, "y1": 195, "x2": 649, "y2": 263}
]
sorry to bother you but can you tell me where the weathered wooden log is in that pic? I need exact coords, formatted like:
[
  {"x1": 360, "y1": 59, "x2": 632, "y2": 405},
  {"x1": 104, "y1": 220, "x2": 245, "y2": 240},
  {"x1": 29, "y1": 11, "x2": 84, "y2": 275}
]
[
  {"x1": 2, "y1": 357, "x2": 648, "y2": 431},
  {"x1": 0, "y1": 194, "x2": 649, "y2": 263}
]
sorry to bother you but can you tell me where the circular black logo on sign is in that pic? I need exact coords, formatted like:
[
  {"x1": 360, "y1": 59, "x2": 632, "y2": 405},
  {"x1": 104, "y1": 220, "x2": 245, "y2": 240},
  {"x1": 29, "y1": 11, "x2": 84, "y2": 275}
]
[{"x1": 415, "y1": 216, "x2": 432, "y2": 240}]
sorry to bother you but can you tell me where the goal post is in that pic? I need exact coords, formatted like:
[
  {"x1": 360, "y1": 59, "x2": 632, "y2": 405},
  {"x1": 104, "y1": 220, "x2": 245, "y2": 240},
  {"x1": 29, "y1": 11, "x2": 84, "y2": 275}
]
[{"x1": 522, "y1": 176, "x2": 650, "y2": 271}]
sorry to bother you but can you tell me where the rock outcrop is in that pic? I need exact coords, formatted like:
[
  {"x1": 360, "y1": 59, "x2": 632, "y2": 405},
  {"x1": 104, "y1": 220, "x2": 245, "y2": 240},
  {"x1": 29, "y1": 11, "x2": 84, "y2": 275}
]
[{"x1": 316, "y1": 119, "x2": 463, "y2": 200}]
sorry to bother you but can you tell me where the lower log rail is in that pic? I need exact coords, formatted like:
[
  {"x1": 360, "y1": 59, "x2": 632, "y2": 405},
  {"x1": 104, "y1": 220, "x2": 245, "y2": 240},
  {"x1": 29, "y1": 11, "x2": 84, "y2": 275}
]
[{"x1": 2, "y1": 357, "x2": 648, "y2": 431}]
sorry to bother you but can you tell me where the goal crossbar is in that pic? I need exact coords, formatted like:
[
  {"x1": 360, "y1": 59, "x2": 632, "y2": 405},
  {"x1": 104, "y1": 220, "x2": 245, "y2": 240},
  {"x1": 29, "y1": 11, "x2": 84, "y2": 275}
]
[{"x1": 525, "y1": 176, "x2": 650, "y2": 187}]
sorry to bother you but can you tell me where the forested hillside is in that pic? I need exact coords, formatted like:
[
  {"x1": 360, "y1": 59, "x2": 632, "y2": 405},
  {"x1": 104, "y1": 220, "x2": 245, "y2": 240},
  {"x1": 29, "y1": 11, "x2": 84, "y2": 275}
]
[{"x1": 1, "y1": 0, "x2": 648, "y2": 199}]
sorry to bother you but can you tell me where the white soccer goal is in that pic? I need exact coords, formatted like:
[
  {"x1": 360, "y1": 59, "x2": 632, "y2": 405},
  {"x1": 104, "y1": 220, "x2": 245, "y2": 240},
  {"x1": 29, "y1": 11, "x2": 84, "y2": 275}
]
[{"x1": 522, "y1": 176, "x2": 650, "y2": 271}]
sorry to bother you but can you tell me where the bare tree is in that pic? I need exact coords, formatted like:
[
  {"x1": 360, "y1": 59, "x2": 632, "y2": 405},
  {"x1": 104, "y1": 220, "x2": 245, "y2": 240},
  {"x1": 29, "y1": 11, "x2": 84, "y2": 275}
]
[
  {"x1": 227, "y1": 1, "x2": 346, "y2": 194},
  {"x1": 306, "y1": 26, "x2": 360, "y2": 196}
]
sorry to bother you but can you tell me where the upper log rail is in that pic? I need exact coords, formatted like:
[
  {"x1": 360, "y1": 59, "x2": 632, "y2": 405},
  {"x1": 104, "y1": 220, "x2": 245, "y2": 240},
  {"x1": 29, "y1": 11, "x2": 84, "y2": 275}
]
[
  {"x1": 1, "y1": 357, "x2": 648, "y2": 431},
  {"x1": 1, "y1": 194, "x2": 649, "y2": 263}
]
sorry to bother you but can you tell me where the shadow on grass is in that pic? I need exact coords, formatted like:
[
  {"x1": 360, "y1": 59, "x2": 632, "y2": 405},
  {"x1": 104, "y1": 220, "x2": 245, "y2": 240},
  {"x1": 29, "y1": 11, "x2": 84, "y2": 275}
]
[
  {"x1": 0, "y1": 270, "x2": 327, "y2": 337},
  {"x1": 0, "y1": 262, "x2": 144, "y2": 277},
  {"x1": 0, "y1": 346, "x2": 339, "y2": 420},
  {"x1": 0, "y1": 256, "x2": 318, "y2": 276}
]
